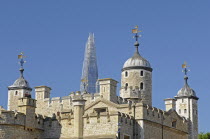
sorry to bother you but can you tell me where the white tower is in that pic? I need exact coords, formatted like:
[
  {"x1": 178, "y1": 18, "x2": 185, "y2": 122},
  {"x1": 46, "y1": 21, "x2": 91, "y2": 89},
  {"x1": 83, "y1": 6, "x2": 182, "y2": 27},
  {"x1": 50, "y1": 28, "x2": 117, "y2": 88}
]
[
  {"x1": 7, "y1": 53, "x2": 32, "y2": 111},
  {"x1": 120, "y1": 27, "x2": 153, "y2": 105},
  {"x1": 175, "y1": 63, "x2": 198, "y2": 139}
]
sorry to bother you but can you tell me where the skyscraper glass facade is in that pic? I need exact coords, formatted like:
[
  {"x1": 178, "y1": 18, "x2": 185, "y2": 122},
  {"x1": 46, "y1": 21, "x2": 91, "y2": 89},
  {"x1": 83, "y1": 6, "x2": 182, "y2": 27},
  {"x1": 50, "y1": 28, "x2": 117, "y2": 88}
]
[{"x1": 80, "y1": 33, "x2": 98, "y2": 93}]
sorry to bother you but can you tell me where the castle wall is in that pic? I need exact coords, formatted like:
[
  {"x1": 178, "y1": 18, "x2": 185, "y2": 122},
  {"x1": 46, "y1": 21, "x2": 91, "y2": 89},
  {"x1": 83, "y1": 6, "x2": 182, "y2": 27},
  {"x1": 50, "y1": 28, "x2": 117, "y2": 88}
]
[
  {"x1": 0, "y1": 125, "x2": 43, "y2": 139},
  {"x1": 0, "y1": 111, "x2": 44, "y2": 139}
]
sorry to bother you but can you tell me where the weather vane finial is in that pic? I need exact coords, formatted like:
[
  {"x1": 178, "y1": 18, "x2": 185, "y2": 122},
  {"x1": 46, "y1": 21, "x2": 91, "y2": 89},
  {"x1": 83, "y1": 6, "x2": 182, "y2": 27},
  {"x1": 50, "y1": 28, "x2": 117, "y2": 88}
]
[
  {"x1": 182, "y1": 61, "x2": 190, "y2": 76},
  {"x1": 18, "y1": 52, "x2": 26, "y2": 68},
  {"x1": 18, "y1": 52, "x2": 26, "y2": 78},
  {"x1": 132, "y1": 25, "x2": 142, "y2": 51}
]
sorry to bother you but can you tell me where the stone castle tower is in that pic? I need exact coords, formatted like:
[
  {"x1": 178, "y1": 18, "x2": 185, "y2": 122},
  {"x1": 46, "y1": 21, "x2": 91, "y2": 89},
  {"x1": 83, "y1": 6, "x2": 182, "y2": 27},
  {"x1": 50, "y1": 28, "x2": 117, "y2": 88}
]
[
  {"x1": 0, "y1": 28, "x2": 199, "y2": 139},
  {"x1": 164, "y1": 63, "x2": 199, "y2": 139},
  {"x1": 175, "y1": 67, "x2": 199, "y2": 139},
  {"x1": 120, "y1": 29, "x2": 152, "y2": 106},
  {"x1": 7, "y1": 53, "x2": 32, "y2": 111}
]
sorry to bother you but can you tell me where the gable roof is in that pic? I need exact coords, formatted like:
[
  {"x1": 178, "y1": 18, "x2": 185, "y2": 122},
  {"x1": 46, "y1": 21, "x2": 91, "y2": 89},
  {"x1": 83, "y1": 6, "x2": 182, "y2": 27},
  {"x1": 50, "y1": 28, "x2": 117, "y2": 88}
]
[{"x1": 85, "y1": 98, "x2": 120, "y2": 111}]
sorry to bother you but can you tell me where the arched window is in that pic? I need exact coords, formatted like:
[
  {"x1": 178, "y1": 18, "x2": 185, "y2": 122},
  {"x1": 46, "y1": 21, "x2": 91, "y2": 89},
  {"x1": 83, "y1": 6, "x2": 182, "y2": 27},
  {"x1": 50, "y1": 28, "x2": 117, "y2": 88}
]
[
  {"x1": 125, "y1": 71, "x2": 128, "y2": 77},
  {"x1": 140, "y1": 82, "x2": 144, "y2": 90},
  {"x1": 15, "y1": 91, "x2": 18, "y2": 95},
  {"x1": 184, "y1": 109, "x2": 187, "y2": 113},
  {"x1": 140, "y1": 71, "x2": 144, "y2": 76}
]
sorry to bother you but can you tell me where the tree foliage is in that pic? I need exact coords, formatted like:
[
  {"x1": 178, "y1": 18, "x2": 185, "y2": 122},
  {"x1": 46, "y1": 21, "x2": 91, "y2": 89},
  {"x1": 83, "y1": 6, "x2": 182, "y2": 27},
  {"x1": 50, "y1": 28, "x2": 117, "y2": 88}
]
[{"x1": 199, "y1": 132, "x2": 210, "y2": 139}]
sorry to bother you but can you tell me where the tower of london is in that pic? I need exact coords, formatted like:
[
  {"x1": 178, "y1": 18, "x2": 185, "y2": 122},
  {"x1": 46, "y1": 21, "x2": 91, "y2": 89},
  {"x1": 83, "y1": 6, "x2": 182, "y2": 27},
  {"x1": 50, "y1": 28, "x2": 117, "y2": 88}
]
[{"x1": 0, "y1": 27, "x2": 199, "y2": 139}]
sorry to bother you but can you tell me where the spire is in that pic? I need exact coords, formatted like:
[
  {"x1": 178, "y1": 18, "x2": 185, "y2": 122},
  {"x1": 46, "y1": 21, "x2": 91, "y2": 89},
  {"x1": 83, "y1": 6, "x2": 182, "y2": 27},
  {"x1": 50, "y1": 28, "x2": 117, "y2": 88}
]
[
  {"x1": 132, "y1": 25, "x2": 142, "y2": 55},
  {"x1": 18, "y1": 52, "x2": 26, "y2": 78},
  {"x1": 80, "y1": 33, "x2": 98, "y2": 94}
]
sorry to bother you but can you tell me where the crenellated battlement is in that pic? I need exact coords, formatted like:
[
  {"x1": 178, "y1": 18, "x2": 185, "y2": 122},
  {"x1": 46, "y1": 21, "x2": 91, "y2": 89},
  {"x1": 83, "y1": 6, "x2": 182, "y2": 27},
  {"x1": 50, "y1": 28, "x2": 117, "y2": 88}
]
[{"x1": 120, "y1": 86, "x2": 141, "y2": 100}]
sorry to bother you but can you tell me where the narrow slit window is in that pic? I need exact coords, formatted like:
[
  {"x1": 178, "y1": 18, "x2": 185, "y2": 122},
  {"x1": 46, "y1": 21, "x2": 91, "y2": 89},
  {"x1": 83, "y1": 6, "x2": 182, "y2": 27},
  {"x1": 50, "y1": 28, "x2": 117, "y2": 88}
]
[
  {"x1": 125, "y1": 83, "x2": 128, "y2": 90},
  {"x1": 15, "y1": 91, "x2": 18, "y2": 95},
  {"x1": 140, "y1": 71, "x2": 144, "y2": 76},
  {"x1": 140, "y1": 82, "x2": 144, "y2": 90},
  {"x1": 125, "y1": 71, "x2": 128, "y2": 77}
]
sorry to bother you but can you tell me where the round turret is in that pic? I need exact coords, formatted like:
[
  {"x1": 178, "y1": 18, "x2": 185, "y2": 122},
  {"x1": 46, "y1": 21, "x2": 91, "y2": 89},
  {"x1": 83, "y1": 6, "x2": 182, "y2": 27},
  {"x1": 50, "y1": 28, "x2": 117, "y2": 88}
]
[{"x1": 120, "y1": 27, "x2": 153, "y2": 105}]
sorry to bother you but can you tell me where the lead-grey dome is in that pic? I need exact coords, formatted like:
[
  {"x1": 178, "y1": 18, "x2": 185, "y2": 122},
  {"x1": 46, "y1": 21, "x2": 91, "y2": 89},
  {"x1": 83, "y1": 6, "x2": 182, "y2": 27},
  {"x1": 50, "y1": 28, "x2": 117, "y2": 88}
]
[
  {"x1": 177, "y1": 84, "x2": 196, "y2": 97},
  {"x1": 8, "y1": 68, "x2": 32, "y2": 91},
  {"x1": 123, "y1": 51, "x2": 151, "y2": 68},
  {"x1": 9, "y1": 77, "x2": 31, "y2": 89},
  {"x1": 176, "y1": 76, "x2": 198, "y2": 99}
]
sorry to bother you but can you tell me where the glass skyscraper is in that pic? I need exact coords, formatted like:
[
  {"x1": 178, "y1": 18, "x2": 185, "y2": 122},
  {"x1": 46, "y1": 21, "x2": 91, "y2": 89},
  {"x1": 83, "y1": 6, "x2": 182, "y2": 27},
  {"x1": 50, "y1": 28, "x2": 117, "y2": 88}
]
[{"x1": 80, "y1": 33, "x2": 98, "y2": 93}]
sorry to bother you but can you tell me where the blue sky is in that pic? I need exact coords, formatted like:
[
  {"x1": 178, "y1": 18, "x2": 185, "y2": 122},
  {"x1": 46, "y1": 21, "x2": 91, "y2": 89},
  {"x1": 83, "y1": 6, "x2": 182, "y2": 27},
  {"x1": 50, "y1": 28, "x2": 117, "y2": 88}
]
[{"x1": 0, "y1": 1, "x2": 209, "y2": 132}]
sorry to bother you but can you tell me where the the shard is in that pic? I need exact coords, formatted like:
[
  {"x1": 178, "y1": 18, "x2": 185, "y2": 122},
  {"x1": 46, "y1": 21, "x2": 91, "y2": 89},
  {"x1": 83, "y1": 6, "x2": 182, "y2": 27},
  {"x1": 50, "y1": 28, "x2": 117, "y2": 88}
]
[{"x1": 80, "y1": 33, "x2": 98, "y2": 93}]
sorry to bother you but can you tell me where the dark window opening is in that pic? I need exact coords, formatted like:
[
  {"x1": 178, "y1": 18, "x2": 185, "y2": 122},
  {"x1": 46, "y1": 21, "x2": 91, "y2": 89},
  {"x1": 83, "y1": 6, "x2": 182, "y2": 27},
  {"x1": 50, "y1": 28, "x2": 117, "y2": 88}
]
[
  {"x1": 124, "y1": 135, "x2": 130, "y2": 139},
  {"x1": 172, "y1": 121, "x2": 177, "y2": 128},
  {"x1": 140, "y1": 71, "x2": 144, "y2": 76},
  {"x1": 184, "y1": 109, "x2": 187, "y2": 113},
  {"x1": 125, "y1": 83, "x2": 128, "y2": 90},
  {"x1": 15, "y1": 91, "x2": 18, "y2": 95},
  {"x1": 140, "y1": 82, "x2": 143, "y2": 90},
  {"x1": 125, "y1": 71, "x2": 128, "y2": 77},
  {"x1": 179, "y1": 109, "x2": 181, "y2": 114}
]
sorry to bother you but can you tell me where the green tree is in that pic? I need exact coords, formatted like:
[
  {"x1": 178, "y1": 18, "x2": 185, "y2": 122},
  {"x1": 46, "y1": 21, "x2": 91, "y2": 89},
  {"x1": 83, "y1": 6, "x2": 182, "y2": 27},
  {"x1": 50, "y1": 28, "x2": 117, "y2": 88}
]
[{"x1": 199, "y1": 132, "x2": 210, "y2": 139}]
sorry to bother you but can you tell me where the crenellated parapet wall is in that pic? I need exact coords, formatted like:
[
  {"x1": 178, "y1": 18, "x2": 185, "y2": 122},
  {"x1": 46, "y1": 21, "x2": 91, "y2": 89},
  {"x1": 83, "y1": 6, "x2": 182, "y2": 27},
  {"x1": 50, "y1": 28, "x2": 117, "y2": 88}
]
[
  {"x1": 35, "y1": 86, "x2": 102, "y2": 117},
  {"x1": 0, "y1": 109, "x2": 46, "y2": 138},
  {"x1": 0, "y1": 109, "x2": 46, "y2": 130},
  {"x1": 120, "y1": 86, "x2": 141, "y2": 100},
  {"x1": 134, "y1": 103, "x2": 188, "y2": 139},
  {"x1": 83, "y1": 111, "x2": 133, "y2": 139}
]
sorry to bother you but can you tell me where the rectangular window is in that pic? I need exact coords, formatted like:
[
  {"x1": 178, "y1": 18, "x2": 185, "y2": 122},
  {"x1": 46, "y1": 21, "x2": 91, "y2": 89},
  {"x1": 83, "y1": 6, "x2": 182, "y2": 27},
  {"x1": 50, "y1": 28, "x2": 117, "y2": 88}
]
[{"x1": 172, "y1": 121, "x2": 177, "y2": 128}]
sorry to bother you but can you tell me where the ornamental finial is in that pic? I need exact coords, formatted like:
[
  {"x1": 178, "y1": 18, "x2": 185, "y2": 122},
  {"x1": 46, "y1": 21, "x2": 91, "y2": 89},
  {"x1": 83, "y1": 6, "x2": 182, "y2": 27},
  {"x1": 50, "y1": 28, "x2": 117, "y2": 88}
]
[
  {"x1": 132, "y1": 25, "x2": 142, "y2": 52},
  {"x1": 18, "y1": 52, "x2": 26, "y2": 78}
]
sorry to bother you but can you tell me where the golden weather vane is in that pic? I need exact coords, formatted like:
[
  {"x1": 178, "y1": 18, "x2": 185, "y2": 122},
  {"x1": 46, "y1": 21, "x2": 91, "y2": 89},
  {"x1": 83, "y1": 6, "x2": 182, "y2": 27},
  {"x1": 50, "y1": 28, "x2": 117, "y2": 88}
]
[
  {"x1": 182, "y1": 61, "x2": 190, "y2": 76},
  {"x1": 18, "y1": 52, "x2": 26, "y2": 68},
  {"x1": 132, "y1": 26, "x2": 142, "y2": 41}
]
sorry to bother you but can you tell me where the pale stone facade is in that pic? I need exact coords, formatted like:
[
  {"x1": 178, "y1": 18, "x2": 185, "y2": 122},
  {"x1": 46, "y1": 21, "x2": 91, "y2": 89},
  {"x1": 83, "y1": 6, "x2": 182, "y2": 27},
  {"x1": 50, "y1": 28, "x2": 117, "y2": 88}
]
[{"x1": 0, "y1": 33, "x2": 198, "y2": 139}]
